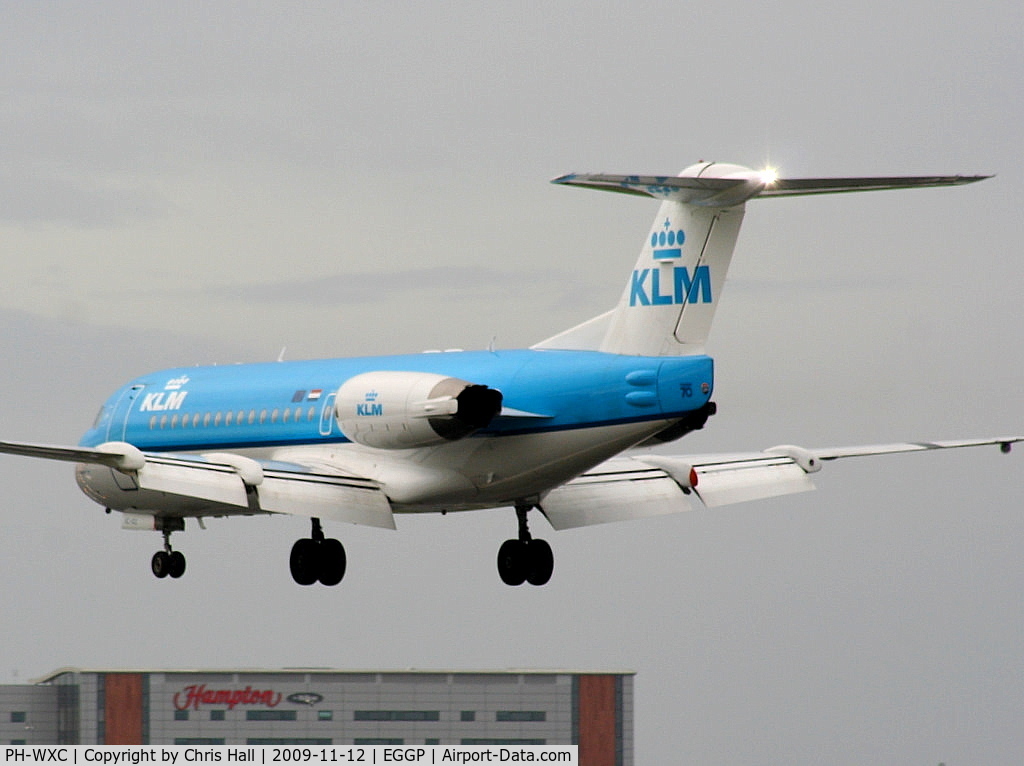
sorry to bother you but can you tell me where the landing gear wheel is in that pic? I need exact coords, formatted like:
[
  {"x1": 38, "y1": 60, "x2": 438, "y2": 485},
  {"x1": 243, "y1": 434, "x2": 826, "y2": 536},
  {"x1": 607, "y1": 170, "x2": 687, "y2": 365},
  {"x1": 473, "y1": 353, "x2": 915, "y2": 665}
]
[
  {"x1": 497, "y1": 505, "x2": 555, "y2": 586},
  {"x1": 318, "y1": 538, "x2": 347, "y2": 586},
  {"x1": 290, "y1": 538, "x2": 320, "y2": 586},
  {"x1": 167, "y1": 550, "x2": 187, "y2": 579},
  {"x1": 152, "y1": 521, "x2": 187, "y2": 580},
  {"x1": 497, "y1": 539, "x2": 527, "y2": 586},
  {"x1": 525, "y1": 539, "x2": 554, "y2": 586},
  {"x1": 151, "y1": 551, "x2": 170, "y2": 578}
]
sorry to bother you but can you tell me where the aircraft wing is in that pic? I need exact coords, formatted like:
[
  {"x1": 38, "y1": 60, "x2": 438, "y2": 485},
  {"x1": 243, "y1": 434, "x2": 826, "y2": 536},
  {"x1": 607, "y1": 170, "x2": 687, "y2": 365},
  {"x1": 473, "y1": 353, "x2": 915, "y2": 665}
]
[
  {"x1": 0, "y1": 439, "x2": 395, "y2": 529},
  {"x1": 539, "y1": 436, "x2": 1022, "y2": 531}
]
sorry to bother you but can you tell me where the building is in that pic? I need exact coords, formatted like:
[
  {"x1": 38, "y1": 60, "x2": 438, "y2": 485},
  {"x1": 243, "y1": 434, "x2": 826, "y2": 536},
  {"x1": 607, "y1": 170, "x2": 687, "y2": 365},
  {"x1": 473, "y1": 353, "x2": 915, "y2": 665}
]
[{"x1": 2, "y1": 669, "x2": 632, "y2": 765}]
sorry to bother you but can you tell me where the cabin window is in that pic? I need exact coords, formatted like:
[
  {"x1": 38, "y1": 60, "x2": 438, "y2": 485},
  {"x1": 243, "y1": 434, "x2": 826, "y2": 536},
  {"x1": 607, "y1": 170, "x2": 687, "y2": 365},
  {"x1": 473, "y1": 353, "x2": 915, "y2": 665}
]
[
  {"x1": 203, "y1": 413, "x2": 211, "y2": 427},
  {"x1": 259, "y1": 409, "x2": 268, "y2": 424},
  {"x1": 248, "y1": 410, "x2": 256, "y2": 424},
  {"x1": 215, "y1": 412, "x2": 222, "y2": 427},
  {"x1": 237, "y1": 410, "x2": 245, "y2": 424},
  {"x1": 171, "y1": 415, "x2": 179, "y2": 429},
  {"x1": 149, "y1": 415, "x2": 157, "y2": 430},
  {"x1": 160, "y1": 415, "x2": 168, "y2": 429},
  {"x1": 282, "y1": 408, "x2": 291, "y2": 424},
  {"x1": 225, "y1": 411, "x2": 233, "y2": 426},
  {"x1": 307, "y1": 406, "x2": 315, "y2": 421},
  {"x1": 271, "y1": 409, "x2": 279, "y2": 424},
  {"x1": 193, "y1": 413, "x2": 201, "y2": 427}
]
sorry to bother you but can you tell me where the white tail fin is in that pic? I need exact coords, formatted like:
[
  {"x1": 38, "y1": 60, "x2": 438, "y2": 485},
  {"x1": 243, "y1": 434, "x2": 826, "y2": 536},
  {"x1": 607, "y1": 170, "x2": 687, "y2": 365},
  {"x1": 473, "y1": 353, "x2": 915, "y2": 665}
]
[{"x1": 536, "y1": 163, "x2": 989, "y2": 357}]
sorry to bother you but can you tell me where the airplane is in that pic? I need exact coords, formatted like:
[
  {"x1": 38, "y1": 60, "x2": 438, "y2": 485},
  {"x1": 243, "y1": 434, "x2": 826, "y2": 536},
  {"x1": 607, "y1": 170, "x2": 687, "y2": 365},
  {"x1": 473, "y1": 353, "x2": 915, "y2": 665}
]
[{"x1": 0, "y1": 161, "x2": 1019, "y2": 587}]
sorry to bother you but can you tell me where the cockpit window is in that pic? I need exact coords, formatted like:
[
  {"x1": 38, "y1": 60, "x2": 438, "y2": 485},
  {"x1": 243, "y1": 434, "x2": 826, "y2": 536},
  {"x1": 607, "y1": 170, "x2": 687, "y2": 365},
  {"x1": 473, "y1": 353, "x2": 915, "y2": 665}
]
[{"x1": 92, "y1": 406, "x2": 110, "y2": 429}]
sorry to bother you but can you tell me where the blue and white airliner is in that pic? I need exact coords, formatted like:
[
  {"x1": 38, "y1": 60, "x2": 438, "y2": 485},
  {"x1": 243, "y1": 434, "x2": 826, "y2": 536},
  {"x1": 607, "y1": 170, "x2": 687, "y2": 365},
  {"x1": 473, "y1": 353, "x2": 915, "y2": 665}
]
[{"x1": 1, "y1": 162, "x2": 1019, "y2": 586}]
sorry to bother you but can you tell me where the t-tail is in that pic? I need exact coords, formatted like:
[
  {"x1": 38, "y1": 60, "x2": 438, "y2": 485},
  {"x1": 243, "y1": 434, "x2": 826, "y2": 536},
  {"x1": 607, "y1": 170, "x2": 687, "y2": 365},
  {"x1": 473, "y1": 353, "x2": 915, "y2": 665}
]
[{"x1": 535, "y1": 162, "x2": 989, "y2": 357}]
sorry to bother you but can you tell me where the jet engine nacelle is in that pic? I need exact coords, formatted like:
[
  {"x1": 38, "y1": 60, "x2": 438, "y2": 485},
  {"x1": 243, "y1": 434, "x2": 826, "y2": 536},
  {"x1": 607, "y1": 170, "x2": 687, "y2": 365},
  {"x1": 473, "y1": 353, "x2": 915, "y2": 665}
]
[{"x1": 335, "y1": 371, "x2": 503, "y2": 449}]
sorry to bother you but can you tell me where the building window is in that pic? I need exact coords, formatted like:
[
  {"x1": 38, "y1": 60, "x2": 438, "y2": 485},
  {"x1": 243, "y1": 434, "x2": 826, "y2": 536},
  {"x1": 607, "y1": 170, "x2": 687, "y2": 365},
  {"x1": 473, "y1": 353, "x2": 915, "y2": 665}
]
[
  {"x1": 10, "y1": 712, "x2": 26, "y2": 723},
  {"x1": 246, "y1": 710, "x2": 297, "y2": 722},
  {"x1": 354, "y1": 739, "x2": 403, "y2": 746},
  {"x1": 496, "y1": 711, "x2": 546, "y2": 722},
  {"x1": 175, "y1": 739, "x2": 225, "y2": 745},
  {"x1": 248, "y1": 739, "x2": 331, "y2": 746},
  {"x1": 10, "y1": 740, "x2": 27, "y2": 745},
  {"x1": 354, "y1": 711, "x2": 440, "y2": 722},
  {"x1": 317, "y1": 711, "x2": 333, "y2": 722},
  {"x1": 174, "y1": 710, "x2": 189, "y2": 721},
  {"x1": 425, "y1": 739, "x2": 440, "y2": 745},
  {"x1": 461, "y1": 739, "x2": 546, "y2": 746},
  {"x1": 210, "y1": 710, "x2": 226, "y2": 721},
  {"x1": 460, "y1": 711, "x2": 475, "y2": 722}
]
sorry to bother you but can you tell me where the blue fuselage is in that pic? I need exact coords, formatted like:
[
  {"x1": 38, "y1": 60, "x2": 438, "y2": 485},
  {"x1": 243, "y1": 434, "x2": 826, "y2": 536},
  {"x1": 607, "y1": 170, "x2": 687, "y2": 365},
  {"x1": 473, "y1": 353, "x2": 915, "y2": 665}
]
[{"x1": 81, "y1": 349, "x2": 714, "y2": 454}]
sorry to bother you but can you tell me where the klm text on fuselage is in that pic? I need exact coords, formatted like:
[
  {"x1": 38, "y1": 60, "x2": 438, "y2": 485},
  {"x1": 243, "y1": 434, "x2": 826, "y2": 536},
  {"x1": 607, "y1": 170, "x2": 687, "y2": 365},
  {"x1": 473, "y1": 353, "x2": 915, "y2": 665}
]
[{"x1": 630, "y1": 265, "x2": 712, "y2": 306}]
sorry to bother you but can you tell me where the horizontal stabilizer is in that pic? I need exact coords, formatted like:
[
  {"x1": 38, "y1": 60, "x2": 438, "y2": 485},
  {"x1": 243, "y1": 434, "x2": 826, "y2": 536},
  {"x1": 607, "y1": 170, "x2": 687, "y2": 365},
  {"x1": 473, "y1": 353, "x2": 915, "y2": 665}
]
[
  {"x1": 552, "y1": 170, "x2": 990, "y2": 206},
  {"x1": 758, "y1": 175, "x2": 992, "y2": 197}
]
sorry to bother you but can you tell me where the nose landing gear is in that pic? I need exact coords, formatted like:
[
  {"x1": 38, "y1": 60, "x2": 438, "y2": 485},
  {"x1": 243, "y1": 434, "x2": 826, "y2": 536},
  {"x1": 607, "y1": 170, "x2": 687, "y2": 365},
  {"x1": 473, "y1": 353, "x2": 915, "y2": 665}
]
[{"x1": 497, "y1": 505, "x2": 554, "y2": 586}]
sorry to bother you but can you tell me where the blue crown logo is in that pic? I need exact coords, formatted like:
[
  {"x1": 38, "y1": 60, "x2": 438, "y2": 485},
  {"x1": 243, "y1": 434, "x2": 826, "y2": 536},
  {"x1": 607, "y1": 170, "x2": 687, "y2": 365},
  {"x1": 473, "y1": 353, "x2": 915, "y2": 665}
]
[
  {"x1": 364, "y1": 390, "x2": 379, "y2": 403},
  {"x1": 651, "y1": 219, "x2": 685, "y2": 260}
]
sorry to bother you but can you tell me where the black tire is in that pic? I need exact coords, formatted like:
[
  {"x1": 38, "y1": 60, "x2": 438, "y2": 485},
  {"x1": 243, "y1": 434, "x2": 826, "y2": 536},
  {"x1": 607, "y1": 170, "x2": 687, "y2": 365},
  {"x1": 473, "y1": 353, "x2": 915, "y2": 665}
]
[
  {"x1": 525, "y1": 539, "x2": 554, "y2": 586},
  {"x1": 151, "y1": 551, "x2": 170, "y2": 579},
  {"x1": 289, "y1": 538, "x2": 320, "y2": 586},
  {"x1": 168, "y1": 550, "x2": 187, "y2": 579},
  {"x1": 318, "y1": 538, "x2": 347, "y2": 586},
  {"x1": 497, "y1": 539, "x2": 527, "y2": 586}
]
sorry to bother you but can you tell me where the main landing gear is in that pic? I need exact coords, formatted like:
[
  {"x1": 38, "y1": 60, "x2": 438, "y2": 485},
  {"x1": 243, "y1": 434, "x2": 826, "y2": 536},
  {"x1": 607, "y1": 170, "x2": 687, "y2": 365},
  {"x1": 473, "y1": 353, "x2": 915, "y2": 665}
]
[
  {"x1": 151, "y1": 520, "x2": 186, "y2": 579},
  {"x1": 497, "y1": 505, "x2": 554, "y2": 587},
  {"x1": 289, "y1": 517, "x2": 347, "y2": 586}
]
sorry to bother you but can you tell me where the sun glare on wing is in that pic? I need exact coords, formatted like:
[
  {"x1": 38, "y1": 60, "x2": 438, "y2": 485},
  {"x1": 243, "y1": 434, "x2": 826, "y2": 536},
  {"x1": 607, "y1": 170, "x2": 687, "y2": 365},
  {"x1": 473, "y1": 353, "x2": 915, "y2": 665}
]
[{"x1": 758, "y1": 167, "x2": 778, "y2": 186}]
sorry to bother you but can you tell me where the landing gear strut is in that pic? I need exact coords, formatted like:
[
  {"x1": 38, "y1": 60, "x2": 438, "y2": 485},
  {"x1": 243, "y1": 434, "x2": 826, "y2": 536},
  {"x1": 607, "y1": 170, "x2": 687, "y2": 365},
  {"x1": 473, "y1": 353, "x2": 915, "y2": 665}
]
[
  {"x1": 496, "y1": 505, "x2": 554, "y2": 586},
  {"x1": 151, "y1": 520, "x2": 186, "y2": 579},
  {"x1": 289, "y1": 517, "x2": 347, "y2": 586}
]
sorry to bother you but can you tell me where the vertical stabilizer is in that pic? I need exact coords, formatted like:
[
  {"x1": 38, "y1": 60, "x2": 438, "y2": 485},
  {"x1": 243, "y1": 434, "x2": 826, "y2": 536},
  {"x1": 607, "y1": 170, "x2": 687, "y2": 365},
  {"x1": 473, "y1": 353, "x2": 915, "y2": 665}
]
[
  {"x1": 552, "y1": 162, "x2": 766, "y2": 356},
  {"x1": 600, "y1": 189, "x2": 744, "y2": 356},
  {"x1": 540, "y1": 163, "x2": 988, "y2": 357}
]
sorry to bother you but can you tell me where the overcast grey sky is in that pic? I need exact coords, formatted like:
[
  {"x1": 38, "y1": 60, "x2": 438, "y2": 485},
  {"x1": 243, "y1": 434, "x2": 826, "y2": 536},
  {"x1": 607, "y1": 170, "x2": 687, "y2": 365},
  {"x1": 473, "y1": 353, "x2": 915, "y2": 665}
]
[{"x1": 1, "y1": 2, "x2": 1022, "y2": 763}]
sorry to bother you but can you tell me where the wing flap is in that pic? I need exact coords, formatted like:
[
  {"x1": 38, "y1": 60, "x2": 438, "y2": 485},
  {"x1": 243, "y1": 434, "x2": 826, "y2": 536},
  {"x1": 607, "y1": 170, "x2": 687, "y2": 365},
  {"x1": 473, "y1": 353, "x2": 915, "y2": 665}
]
[
  {"x1": 137, "y1": 457, "x2": 251, "y2": 508},
  {"x1": 142, "y1": 455, "x2": 396, "y2": 529},
  {"x1": 691, "y1": 458, "x2": 815, "y2": 507},
  {"x1": 0, "y1": 439, "x2": 397, "y2": 529},
  {"x1": 540, "y1": 458, "x2": 693, "y2": 530},
  {"x1": 258, "y1": 470, "x2": 396, "y2": 529}
]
